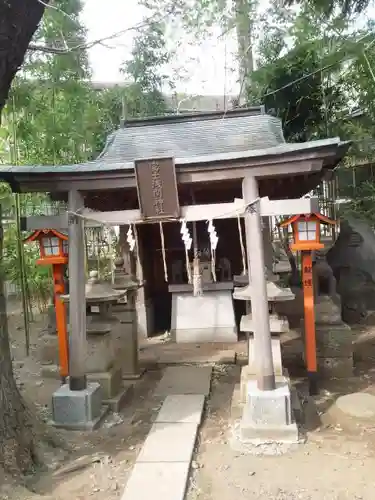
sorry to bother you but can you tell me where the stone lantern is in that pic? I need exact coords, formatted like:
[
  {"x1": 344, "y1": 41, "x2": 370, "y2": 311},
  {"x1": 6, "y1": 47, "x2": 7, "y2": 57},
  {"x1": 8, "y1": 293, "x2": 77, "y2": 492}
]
[
  {"x1": 233, "y1": 276, "x2": 295, "y2": 402},
  {"x1": 111, "y1": 258, "x2": 143, "y2": 379},
  {"x1": 62, "y1": 270, "x2": 131, "y2": 411}
]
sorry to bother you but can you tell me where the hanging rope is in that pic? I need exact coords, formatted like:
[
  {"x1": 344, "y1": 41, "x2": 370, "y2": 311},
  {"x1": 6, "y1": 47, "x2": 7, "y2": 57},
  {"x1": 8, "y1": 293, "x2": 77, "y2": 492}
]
[
  {"x1": 192, "y1": 222, "x2": 202, "y2": 296},
  {"x1": 159, "y1": 222, "x2": 168, "y2": 282},
  {"x1": 185, "y1": 247, "x2": 192, "y2": 284},
  {"x1": 237, "y1": 214, "x2": 247, "y2": 275}
]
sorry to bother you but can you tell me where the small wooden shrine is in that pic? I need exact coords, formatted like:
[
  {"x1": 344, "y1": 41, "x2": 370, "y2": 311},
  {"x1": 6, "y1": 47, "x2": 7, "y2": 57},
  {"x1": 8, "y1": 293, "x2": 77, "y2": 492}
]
[{"x1": 0, "y1": 106, "x2": 351, "y2": 429}]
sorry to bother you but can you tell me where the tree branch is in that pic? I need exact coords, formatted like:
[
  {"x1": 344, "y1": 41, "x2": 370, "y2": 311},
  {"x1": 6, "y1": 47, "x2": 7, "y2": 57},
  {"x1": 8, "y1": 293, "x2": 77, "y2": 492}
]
[{"x1": 27, "y1": 10, "x2": 172, "y2": 55}]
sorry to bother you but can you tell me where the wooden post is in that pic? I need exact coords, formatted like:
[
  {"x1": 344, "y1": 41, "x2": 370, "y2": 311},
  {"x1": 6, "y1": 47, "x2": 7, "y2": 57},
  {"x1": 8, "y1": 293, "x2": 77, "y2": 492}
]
[
  {"x1": 242, "y1": 176, "x2": 276, "y2": 391},
  {"x1": 68, "y1": 190, "x2": 87, "y2": 391},
  {"x1": 301, "y1": 251, "x2": 318, "y2": 395},
  {"x1": 52, "y1": 264, "x2": 69, "y2": 382}
]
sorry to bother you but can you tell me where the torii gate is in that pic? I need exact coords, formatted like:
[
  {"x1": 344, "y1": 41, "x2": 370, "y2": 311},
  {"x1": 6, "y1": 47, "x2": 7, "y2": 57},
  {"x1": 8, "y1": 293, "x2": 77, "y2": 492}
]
[{"x1": 22, "y1": 190, "x2": 319, "y2": 393}]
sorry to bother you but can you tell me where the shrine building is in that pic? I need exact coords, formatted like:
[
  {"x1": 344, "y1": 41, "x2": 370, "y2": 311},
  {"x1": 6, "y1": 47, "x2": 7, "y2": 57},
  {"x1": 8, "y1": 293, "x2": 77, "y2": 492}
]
[{"x1": 0, "y1": 106, "x2": 349, "y2": 343}]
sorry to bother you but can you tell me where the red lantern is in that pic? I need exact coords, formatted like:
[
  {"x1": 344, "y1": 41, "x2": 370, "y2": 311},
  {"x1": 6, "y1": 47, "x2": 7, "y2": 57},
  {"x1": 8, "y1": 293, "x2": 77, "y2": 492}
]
[
  {"x1": 24, "y1": 229, "x2": 69, "y2": 381},
  {"x1": 24, "y1": 229, "x2": 68, "y2": 265},
  {"x1": 280, "y1": 212, "x2": 335, "y2": 252},
  {"x1": 279, "y1": 212, "x2": 336, "y2": 396}
]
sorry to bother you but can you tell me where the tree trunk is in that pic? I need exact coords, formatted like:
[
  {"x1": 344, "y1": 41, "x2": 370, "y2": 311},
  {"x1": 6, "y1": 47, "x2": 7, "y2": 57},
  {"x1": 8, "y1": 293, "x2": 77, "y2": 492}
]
[
  {"x1": 0, "y1": 0, "x2": 49, "y2": 475},
  {"x1": 0, "y1": 0, "x2": 48, "y2": 118},
  {"x1": 234, "y1": 0, "x2": 256, "y2": 102},
  {"x1": 0, "y1": 206, "x2": 37, "y2": 475}
]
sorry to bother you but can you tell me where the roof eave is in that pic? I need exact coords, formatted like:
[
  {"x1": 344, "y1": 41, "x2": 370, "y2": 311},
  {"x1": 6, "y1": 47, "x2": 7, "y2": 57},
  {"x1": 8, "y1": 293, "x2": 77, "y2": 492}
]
[{"x1": 0, "y1": 138, "x2": 350, "y2": 194}]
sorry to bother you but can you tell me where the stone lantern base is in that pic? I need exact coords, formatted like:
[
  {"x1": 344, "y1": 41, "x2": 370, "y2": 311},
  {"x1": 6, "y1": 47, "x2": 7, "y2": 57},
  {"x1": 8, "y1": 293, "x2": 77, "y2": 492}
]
[{"x1": 84, "y1": 328, "x2": 133, "y2": 412}]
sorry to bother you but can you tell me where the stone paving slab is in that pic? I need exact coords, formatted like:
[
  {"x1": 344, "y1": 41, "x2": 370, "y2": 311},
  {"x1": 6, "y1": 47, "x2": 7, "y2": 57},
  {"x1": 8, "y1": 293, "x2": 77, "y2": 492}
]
[
  {"x1": 155, "y1": 395, "x2": 205, "y2": 424},
  {"x1": 137, "y1": 422, "x2": 198, "y2": 463},
  {"x1": 154, "y1": 366, "x2": 212, "y2": 396},
  {"x1": 121, "y1": 462, "x2": 189, "y2": 500}
]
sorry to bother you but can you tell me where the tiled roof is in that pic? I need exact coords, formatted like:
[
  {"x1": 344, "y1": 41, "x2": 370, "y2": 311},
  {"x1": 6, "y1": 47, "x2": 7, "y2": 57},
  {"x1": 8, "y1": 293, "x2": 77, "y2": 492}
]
[
  {"x1": 0, "y1": 108, "x2": 348, "y2": 174},
  {"x1": 100, "y1": 110, "x2": 283, "y2": 163}
]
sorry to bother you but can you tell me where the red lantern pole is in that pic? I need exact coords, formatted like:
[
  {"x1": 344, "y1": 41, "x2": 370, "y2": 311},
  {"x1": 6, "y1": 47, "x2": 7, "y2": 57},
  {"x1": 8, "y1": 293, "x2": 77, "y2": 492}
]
[
  {"x1": 301, "y1": 251, "x2": 318, "y2": 395},
  {"x1": 52, "y1": 263, "x2": 69, "y2": 382}
]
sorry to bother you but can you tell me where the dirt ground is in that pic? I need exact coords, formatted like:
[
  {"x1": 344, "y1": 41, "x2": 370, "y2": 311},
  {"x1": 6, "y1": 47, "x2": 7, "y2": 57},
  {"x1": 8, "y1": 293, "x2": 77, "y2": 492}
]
[{"x1": 3, "y1": 303, "x2": 375, "y2": 499}]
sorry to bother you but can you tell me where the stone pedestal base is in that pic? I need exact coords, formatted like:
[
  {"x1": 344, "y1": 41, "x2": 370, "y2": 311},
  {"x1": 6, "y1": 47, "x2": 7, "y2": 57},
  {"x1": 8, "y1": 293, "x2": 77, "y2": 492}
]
[
  {"x1": 136, "y1": 298, "x2": 154, "y2": 339},
  {"x1": 87, "y1": 366, "x2": 131, "y2": 412},
  {"x1": 51, "y1": 382, "x2": 107, "y2": 430},
  {"x1": 86, "y1": 332, "x2": 113, "y2": 373},
  {"x1": 171, "y1": 288, "x2": 237, "y2": 343},
  {"x1": 86, "y1": 365, "x2": 122, "y2": 400},
  {"x1": 38, "y1": 333, "x2": 59, "y2": 366},
  {"x1": 239, "y1": 377, "x2": 298, "y2": 444},
  {"x1": 317, "y1": 357, "x2": 354, "y2": 378},
  {"x1": 315, "y1": 323, "x2": 353, "y2": 379},
  {"x1": 111, "y1": 309, "x2": 141, "y2": 379}
]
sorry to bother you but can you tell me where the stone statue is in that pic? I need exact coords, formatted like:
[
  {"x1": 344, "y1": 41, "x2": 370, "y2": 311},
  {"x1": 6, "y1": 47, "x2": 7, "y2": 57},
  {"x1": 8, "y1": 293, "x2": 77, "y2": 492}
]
[
  {"x1": 311, "y1": 250, "x2": 342, "y2": 325},
  {"x1": 171, "y1": 260, "x2": 183, "y2": 284},
  {"x1": 218, "y1": 257, "x2": 231, "y2": 282},
  {"x1": 327, "y1": 217, "x2": 375, "y2": 324},
  {"x1": 313, "y1": 250, "x2": 337, "y2": 298}
]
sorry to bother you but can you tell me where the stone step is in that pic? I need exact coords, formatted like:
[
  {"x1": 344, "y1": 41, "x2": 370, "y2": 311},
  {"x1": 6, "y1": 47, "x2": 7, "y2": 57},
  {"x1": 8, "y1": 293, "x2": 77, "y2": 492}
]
[
  {"x1": 154, "y1": 366, "x2": 212, "y2": 396},
  {"x1": 137, "y1": 422, "x2": 198, "y2": 463},
  {"x1": 121, "y1": 462, "x2": 189, "y2": 500},
  {"x1": 121, "y1": 377, "x2": 207, "y2": 500},
  {"x1": 155, "y1": 395, "x2": 205, "y2": 424}
]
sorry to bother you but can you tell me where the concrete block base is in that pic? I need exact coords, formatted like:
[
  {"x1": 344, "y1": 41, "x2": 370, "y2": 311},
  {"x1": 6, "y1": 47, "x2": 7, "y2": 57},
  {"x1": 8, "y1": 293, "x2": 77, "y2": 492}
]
[
  {"x1": 51, "y1": 382, "x2": 108, "y2": 431},
  {"x1": 240, "y1": 420, "x2": 299, "y2": 443},
  {"x1": 239, "y1": 377, "x2": 298, "y2": 445}
]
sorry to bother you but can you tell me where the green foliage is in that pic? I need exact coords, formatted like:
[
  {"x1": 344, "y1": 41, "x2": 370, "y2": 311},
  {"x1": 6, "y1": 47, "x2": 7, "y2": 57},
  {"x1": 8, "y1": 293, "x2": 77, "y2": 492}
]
[
  {"x1": 251, "y1": 44, "x2": 324, "y2": 141},
  {"x1": 3, "y1": 226, "x2": 52, "y2": 312},
  {"x1": 283, "y1": 0, "x2": 371, "y2": 16},
  {"x1": 0, "y1": 0, "x2": 172, "y2": 310},
  {"x1": 339, "y1": 181, "x2": 375, "y2": 225}
]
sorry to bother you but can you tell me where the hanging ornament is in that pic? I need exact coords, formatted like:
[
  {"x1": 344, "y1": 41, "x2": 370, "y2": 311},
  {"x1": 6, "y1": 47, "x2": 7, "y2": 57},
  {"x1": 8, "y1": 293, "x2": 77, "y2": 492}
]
[
  {"x1": 127, "y1": 225, "x2": 136, "y2": 252},
  {"x1": 207, "y1": 219, "x2": 218, "y2": 282},
  {"x1": 180, "y1": 220, "x2": 192, "y2": 284},
  {"x1": 159, "y1": 222, "x2": 168, "y2": 282},
  {"x1": 180, "y1": 220, "x2": 192, "y2": 251}
]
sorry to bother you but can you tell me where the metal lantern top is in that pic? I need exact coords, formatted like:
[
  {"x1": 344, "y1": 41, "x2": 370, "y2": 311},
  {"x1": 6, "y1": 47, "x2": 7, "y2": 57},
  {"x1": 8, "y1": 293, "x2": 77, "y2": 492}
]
[
  {"x1": 62, "y1": 270, "x2": 126, "y2": 304},
  {"x1": 279, "y1": 212, "x2": 336, "y2": 252},
  {"x1": 23, "y1": 228, "x2": 68, "y2": 265}
]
